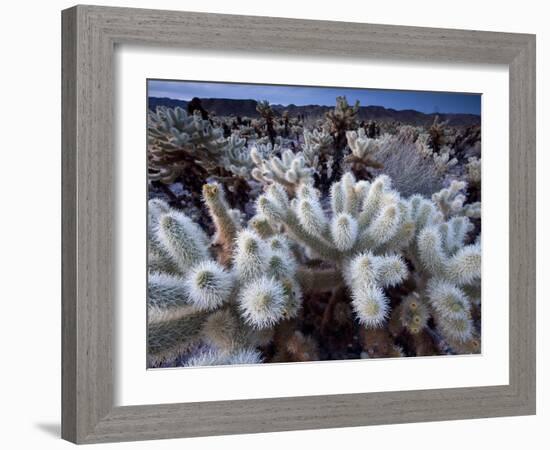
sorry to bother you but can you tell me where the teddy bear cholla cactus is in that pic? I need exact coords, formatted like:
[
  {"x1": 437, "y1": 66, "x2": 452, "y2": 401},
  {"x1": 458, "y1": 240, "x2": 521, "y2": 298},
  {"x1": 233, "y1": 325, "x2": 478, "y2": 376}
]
[
  {"x1": 301, "y1": 128, "x2": 334, "y2": 173},
  {"x1": 344, "y1": 128, "x2": 384, "y2": 179},
  {"x1": 148, "y1": 170, "x2": 481, "y2": 365},
  {"x1": 147, "y1": 106, "x2": 253, "y2": 183},
  {"x1": 257, "y1": 171, "x2": 481, "y2": 352},
  {"x1": 250, "y1": 147, "x2": 314, "y2": 192},
  {"x1": 147, "y1": 185, "x2": 303, "y2": 366},
  {"x1": 466, "y1": 156, "x2": 481, "y2": 187},
  {"x1": 325, "y1": 96, "x2": 360, "y2": 135},
  {"x1": 432, "y1": 179, "x2": 481, "y2": 219},
  {"x1": 405, "y1": 190, "x2": 481, "y2": 350},
  {"x1": 256, "y1": 100, "x2": 277, "y2": 145},
  {"x1": 321, "y1": 96, "x2": 362, "y2": 184},
  {"x1": 432, "y1": 146, "x2": 458, "y2": 175},
  {"x1": 257, "y1": 172, "x2": 413, "y2": 327}
]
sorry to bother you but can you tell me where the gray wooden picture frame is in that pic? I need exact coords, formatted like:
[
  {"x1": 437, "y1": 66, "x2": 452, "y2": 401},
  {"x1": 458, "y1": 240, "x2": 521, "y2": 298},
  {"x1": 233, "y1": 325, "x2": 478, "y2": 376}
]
[{"x1": 61, "y1": 5, "x2": 536, "y2": 444}]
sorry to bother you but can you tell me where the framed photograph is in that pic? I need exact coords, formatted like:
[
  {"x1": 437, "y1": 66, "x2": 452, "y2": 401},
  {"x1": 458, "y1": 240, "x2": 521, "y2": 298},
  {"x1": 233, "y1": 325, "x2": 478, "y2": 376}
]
[{"x1": 62, "y1": 5, "x2": 536, "y2": 444}]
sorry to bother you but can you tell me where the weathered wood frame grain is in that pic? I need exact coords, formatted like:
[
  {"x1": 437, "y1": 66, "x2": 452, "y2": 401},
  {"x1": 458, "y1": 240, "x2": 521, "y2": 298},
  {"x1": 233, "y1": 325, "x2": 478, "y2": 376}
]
[{"x1": 61, "y1": 5, "x2": 536, "y2": 444}]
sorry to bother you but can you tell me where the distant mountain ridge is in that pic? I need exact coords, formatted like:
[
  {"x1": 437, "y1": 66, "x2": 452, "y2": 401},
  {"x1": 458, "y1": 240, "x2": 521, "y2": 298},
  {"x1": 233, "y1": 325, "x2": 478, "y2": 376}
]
[{"x1": 148, "y1": 97, "x2": 481, "y2": 127}]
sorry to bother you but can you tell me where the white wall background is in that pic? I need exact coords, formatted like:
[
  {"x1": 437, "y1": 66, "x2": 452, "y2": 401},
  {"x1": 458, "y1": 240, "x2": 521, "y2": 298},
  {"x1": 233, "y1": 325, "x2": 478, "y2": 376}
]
[{"x1": 0, "y1": 0, "x2": 546, "y2": 448}]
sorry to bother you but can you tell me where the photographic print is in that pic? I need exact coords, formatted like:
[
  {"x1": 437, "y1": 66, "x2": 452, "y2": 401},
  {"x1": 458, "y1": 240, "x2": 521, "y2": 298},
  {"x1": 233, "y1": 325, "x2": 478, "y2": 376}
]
[{"x1": 146, "y1": 80, "x2": 481, "y2": 368}]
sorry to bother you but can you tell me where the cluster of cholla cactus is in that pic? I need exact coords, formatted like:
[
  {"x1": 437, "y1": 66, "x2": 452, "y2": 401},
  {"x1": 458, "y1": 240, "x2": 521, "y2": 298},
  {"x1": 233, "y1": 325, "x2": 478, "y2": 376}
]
[
  {"x1": 147, "y1": 95, "x2": 482, "y2": 367},
  {"x1": 344, "y1": 128, "x2": 384, "y2": 179},
  {"x1": 148, "y1": 174, "x2": 481, "y2": 366},
  {"x1": 148, "y1": 105, "x2": 274, "y2": 211},
  {"x1": 148, "y1": 183, "x2": 304, "y2": 366},
  {"x1": 323, "y1": 96, "x2": 361, "y2": 184},
  {"x1": 256, "y1": 100, "x2": 277, "y2": 146},
  {"x1": 148, "y1": 106, "x2": 250, "y2": 183}
]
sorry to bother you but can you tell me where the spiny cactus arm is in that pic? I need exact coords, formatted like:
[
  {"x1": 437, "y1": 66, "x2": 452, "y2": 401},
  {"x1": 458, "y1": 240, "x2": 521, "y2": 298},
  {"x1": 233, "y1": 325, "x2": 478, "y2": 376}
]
[
  {"x1": 409, "y1": 196, "x2": 443, "y2": 232},
  {"x1": 148, "y1": 198, "x2": 170, "y2": 232},
  {"x1": 250, "y1": 150, "x2": 291, "y2": 188},
  {"x1": 351, "y1": 284, "x2": 390, "y2": 328},
  {"x1": 147, "y1": 166, "x2": 181, "y2": 184},
  {"x1": 345, "y1": 128, "x2": 383, "y2": 169},
  {"x1": 256, "y1": 99, "x2": 275, "y2": 121},
  {"x1": 340, "y1": 172, "x2": 361, "y2": 215},
  {"x1": 345, "y1": 252, "x2": 407, "y2": 288},
  {"x1": 147, "y1": 309, "x2": 210, "y2": 364},
  {"x1": 148, "y1": 108, "x2": 215, "y2": 152},
  {"x1": 184, "y1": 260, "x2": 235, "y2": 311},
  {"x1": 416, "y1": 218, "x2": 480, "y2": 285},
  {"x1": 233, "y1": 229, "x2": 270, "y2": 282},
  {"x1": 364, "y1": 203, "x2": 401, "y2": 245},
  {"x1": 373, "y1": 254, "x2": 409, "y2": 287},
  {"x1": 437, "y1": 314, "x2": 474, "y2": 344},
  {"x1": 248, "y1": 214, "x2": 275, "y2": 238},
  {"x1": 221, "y1": 134, "x2": 253, "y2": 177},
  {"x1": 238, "y1": 276, "x2": 287, "y2": 329},
  {"x1": 265, "y1": 183, "x2": 292, "y2": 212},
  {"x1": 355, "y1": 190, "x2": 404, "y2": 253},
  {"x1": 184, "y1": 347, "x2": 263, "y2": 367},
  {"x1": 266, "y1": 249, "x2": 297, "y2": 281},
  {"x1": 251, "y1": 148, "x2": 314, "y2": 190},
  {"x1": 279, "y1": 278, "x2": 303, "y2": 320},
  {"x1": 330, "y1": 180, "x2": 345, "y2": 215},
  {"x1": 417, "y1": 226, "x2": 448, "y2": 277},
  {"x1": 466, "y1": 156, "x2": 481, "y2": 186},
  {"x1": 202, "y1": 302, "x2": 274, "y2": 353},
  {"x1": 330, "y1": 213, "x2": 359, "y2": 251},
  {"x1": 344, "y1": 252, "x2": 408, "y2": 328},
  {"x1": 346, "y1": 128, "x2": 371, "y2": 158},
  {"x1": 226, "y1": 348, "x2": 264, "y2": 365},
  {"x1": 201, "y1": 307, "x2": 241, "y2": 352},
  {"x1": 156, "y1": 210, "x2": 211, "y2": 273},
  {"x1": 432, "y1": 149, "x2": 458, "y2": 174},
  {"x1": 148, "y1": 272, "x2": 195, "y2": 311},
  {"x1": 274, "y1": 154, "x2": 298, "y2": 184},
  {"x1": 374, "y1": 200, "x2": 416, "y2": 253},
  {"x1": 427, "y1": 279, "x2": 471, "y2": 320},
  {"x1": 444, "y1": 243, "x2": 481, "y2": 285},
  {"x1": 184, "y1": 349, "x2": 230, "y2": 367},
  {"x1": 242, "y1": 233, "x2": 304, "y2": 321},
  {"x1": 411, "y1": 131, "x2": 432, "y2": 154},
  {"x1": 286, "y1": 152, "x2": 312, "y2": 186},
  {"x1": 265, "y1": 233, "x2": 291, "y2": 254},
  {"x1": 353, "y1": 180, "x2": 371, "y2": 204},
  {"x1": 443, "y1": 216, "x2": 473, "y2": 254},
  {"x1": 325, "y1": 96, "x2": 359, "y2": 131},
  {"x1": 302, "y1": 128, "x2": 333, "y2": 170},
  {"x1": 463, "y1": 202, "x2": 481, "y2": 219},
  {"x1": 148, "y1": 247, "x2": 182, "y2": 275},
  {"x1": 202, "y1": 183, "x2": 240, "y2": 262},
  {"x1": 426, "y1": 279, "x2": 474, "y2": 344},
  {"x1": 296, "y1": 197, "x2": 329, "y2": 239},
  {"x1": 257, "y1": 195, "x2": 341, "y2": 261},
  {"x1": 357, "y1": 175, "x2": 392, "y2": 229},
  {"x1": 432, "y1": 180, "x2": 478, "y2": 219},
  {"x1": 284, "y1": 209, "x2": 343, "y2": 260}
]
